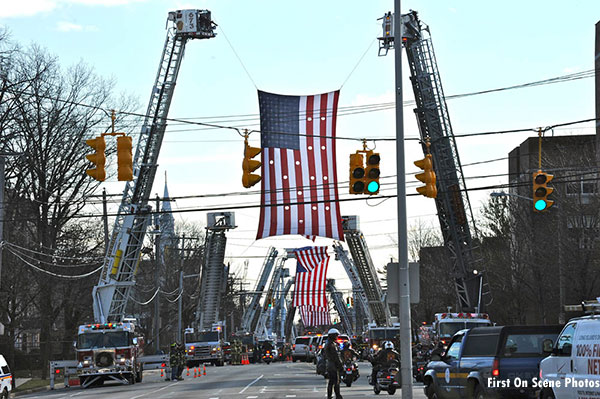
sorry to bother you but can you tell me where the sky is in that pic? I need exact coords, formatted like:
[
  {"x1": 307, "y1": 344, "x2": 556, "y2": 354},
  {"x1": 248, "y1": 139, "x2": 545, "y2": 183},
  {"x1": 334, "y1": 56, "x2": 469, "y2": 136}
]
[{"x1": 1, "y1": 0, "x2": 598, "y2": 306}]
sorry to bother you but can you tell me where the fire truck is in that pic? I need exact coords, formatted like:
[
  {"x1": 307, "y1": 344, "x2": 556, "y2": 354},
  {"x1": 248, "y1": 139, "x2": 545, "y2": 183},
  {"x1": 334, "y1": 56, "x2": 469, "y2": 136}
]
[
  {"x1": 75, "y1": 322, "x2": 144, "y2": 388},
  {"x1": 432, "y1": 313, "x2": 492, "y2": 346},
  {"x1": 184, "y1": 323, "x2": 225, "y2": 367}
]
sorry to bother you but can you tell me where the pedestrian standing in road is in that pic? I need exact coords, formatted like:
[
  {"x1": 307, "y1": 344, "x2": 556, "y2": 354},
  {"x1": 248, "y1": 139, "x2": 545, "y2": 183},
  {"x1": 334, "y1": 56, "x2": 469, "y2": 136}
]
[
  {"x1": 176, "y1": 342, "x2": 186, "y2": 380},
  {"x1": 324, "y1": 328, "x2": 344, "y2": 399},
  {"x1": 168, "y1": 342, "x2": 179, "y2": 381}
]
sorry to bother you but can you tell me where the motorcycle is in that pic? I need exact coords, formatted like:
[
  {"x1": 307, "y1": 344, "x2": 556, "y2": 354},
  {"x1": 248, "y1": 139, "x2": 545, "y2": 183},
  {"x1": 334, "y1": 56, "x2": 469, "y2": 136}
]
[
  {"x1": 262, "y1": 350, "x2": 274, "y2": 364},
  {"x1": 372, "y1": 361, "x2": 400, "y2": 395},
  {"x1": 340, "y1": 360, "x2": 359, "y2": 387}
]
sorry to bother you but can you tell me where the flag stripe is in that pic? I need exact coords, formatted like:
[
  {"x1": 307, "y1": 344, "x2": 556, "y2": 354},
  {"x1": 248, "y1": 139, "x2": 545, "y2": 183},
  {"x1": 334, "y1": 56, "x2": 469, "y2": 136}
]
[{"x1": 293, "y1": 246, "x2": 329, "y2": 308}]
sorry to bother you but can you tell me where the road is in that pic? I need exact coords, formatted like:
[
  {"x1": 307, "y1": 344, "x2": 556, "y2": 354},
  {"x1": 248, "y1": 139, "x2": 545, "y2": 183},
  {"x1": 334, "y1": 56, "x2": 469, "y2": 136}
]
[{"x1": 18, "y1": 361, "x2": 427, "y2": 399}]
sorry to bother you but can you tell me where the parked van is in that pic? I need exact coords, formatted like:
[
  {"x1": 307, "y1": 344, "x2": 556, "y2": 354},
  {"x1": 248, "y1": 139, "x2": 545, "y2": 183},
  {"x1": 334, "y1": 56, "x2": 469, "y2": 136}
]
[
  {"x1": 0, "y1": 355, "x2": 12, "y2": 399},
  {"x1": 539, "y1": 304, "x2": 600, "y2": 399}
]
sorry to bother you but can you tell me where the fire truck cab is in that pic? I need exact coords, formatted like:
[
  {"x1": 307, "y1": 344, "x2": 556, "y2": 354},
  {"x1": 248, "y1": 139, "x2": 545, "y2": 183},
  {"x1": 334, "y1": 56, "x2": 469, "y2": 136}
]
[
  {"x1": 75, "y1": 321, "x2": 144, "y2": 388},
  {"x1": 432, "y1": 312, "x2": 492, "y2": 346}
]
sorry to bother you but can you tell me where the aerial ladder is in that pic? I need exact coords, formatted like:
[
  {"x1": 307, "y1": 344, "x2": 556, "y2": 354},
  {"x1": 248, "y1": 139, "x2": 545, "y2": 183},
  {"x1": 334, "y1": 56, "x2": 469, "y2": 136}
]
[
  {"x1": 272, "y1": 272, "x2": 292, "y2": 340},
  {"x1": 254, "y1": 256, "x2": 286, "y2": 339},
  {"x1": 326, "y1": 279, "x2": 353, "y2": 335},
  {"x1": 332, "y1": 241, "x2": 371, "y2": 332},
  {"x1": 339, "y1": 216, "x2": 391, "y2": 326},
  {"x1": 240, "y1": 247, "x2": 278, "y2": 332},
  {"x1": 196, "y1": 212, "x2": 236, "y2": 330},
  {"x1": 92, "y1": 10, "x2": 216, "y2": 323},
  {"x1": 393, "y1": 11, "x2": 491, "y2": 311}
]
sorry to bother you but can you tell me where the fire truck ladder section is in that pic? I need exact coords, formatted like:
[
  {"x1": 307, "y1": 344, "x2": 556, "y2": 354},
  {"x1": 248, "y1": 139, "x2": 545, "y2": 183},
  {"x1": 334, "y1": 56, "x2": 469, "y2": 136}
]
[
  {"x1": 273, "y1": 275, "x2": 294, "y2": 340},
  {"x1": 196, "y1": 212, "x2": 236, "y2": 331},
  {"x1": 240, "y1": 247, "x2": 278, "y2": 333},
  {"x1": 92, "y1": 10, "x2": 216, "y2": 323},
  {"x1": 326, "y1": 279, "x2": 353, "y2": 336},
  {"x1": 340, "y1": 216, "x2": 391, "y2": 326},
  {"x1": 254, "y1": 256, "x2": 287, "y2": 339},
  {"x1": 332, "y1": 241, "x2": 371, "y2": 330},
  {"x1": 400, "y1": 11, "x2": 491, "y2": 311}
]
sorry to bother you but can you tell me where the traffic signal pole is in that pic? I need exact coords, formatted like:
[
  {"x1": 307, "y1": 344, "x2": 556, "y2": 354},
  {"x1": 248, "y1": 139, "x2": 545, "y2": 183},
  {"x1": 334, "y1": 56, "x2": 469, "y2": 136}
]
[{"x1": 393, "y1": 1, "x2": 414, "y2": 397}]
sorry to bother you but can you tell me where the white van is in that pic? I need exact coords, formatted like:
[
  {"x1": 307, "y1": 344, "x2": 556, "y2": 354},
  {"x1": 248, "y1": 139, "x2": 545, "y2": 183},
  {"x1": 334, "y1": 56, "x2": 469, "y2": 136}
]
[
  {"x1": 539, "y1": 307, "x2": 600, "y2": 399},
  {"x1": 0, "y1": 355, "x2": 12, "y2": 398}
]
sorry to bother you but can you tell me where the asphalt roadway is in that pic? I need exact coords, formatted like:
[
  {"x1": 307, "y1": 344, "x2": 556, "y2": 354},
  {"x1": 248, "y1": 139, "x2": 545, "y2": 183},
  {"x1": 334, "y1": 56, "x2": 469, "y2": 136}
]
[{"x1": 16, "y1": 361, "x2": 428, "y2": 399}]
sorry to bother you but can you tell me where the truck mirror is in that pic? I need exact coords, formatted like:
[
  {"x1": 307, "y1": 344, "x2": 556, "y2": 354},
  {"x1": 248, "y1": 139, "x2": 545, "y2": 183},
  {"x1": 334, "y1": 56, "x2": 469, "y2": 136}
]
[
  {"x1": 542, "y1": 339, "x2": 553, "y2": 354},
  {"x1": 72, "y1": 340, "x2": 77, "y2": 348},
  {"x1": 133, "y1": 337, "x2": 138, "y2": 345}
]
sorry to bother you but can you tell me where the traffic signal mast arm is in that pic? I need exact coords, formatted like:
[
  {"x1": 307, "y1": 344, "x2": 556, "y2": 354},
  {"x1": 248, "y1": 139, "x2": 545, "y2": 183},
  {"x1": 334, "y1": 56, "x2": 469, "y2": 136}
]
[
  {"x1": 400, "y1": 11, "x2": 489, "y2": 311},
  {"x1": 92, "y1": 10, "x2": 216, "y2": 323}
]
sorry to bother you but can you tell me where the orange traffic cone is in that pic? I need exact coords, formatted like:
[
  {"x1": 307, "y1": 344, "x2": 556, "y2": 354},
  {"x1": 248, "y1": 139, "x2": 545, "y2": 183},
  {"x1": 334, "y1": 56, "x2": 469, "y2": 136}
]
[
  {"x1": 203, "y1": 364, "x2": 206, "y2": 376},
  {"x1": 160, "y1": 368, "x2": 164, "y2": 377},
  {"x1": 193, "y1": 368, "x2": 197, "y2": 378},
  {"x1": 186, "y1": 367, "x2": 190, "y2": 377}
]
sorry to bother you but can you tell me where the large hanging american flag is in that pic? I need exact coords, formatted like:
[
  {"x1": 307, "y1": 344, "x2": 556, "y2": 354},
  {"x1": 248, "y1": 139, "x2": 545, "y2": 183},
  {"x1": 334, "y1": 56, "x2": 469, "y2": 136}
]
[
  {"x1": 299, "y1": 305, "x2": 331, "y2": 327},
  {"x1": 256, "y1": 90, "x2": 344, "y2": 241},
  {"x1": 293, "y1": 246, "x2": 329, "y2": 308}
]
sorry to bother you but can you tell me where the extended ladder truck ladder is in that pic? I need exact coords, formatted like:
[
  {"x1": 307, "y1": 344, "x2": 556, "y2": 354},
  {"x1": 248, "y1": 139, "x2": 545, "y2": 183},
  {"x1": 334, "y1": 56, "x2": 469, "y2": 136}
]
[
  {"x1": 196, "y1": 212, "x2": 236, "y2": 330},
  {"x1": 332, "y1": 241, "x2": 371, "y2": 331},
  {"x1": 92, "y1": 10, "x2": 216, "y2": 323},
  {"x1": 341, "y1": 216, "x2": 391, "y2": 326},
  {"x1": 254, "y1": 256, "x2": 286, "y2": 339},
  {"x1": 326, "y1": 279, "x2": 353, "y2": 336},
  {"x1": 399, "y1": 11, "x2": 491, "y2": 311},
  {"x1": 284, "y1": 295, "x2": 297, "y2": 342},
  {"x1": 240, "y1": 247, "x2": 278, "y2": 332},
  {"x1": 273, "y1": 274, "x2": 293, "y2": 340}
]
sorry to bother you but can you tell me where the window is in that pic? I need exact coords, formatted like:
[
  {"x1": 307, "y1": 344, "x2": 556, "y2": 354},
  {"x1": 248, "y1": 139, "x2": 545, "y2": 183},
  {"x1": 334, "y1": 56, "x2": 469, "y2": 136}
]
[
  {"x1": 462, "y1": 334, "x2": 500, "y2": 357},
  {"x1": 500, "y1": 333, "x2": 558, "y2": 358},
  {"x1": 446, "y1": 335, "x2": 463, "y2": 361},
  {"x1": 556, "y1": 323, "x2": 576, "y2": 356}
]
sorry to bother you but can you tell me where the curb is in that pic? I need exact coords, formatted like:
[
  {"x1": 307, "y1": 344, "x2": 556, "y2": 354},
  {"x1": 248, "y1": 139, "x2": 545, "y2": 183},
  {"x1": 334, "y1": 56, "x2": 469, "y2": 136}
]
[{"x1": 11, "y1": 385, "x2": 52, "y2": 397}]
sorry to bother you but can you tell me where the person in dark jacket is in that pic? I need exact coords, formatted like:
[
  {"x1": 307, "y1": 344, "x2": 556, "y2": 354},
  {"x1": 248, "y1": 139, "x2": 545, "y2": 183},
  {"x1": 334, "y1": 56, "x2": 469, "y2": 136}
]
[
  {"x1": 324, "y1": 328, "x2": 344, "y2": 399},
  {"x1": 370, "y1": 341, "x2": 400, "y2": 385}
]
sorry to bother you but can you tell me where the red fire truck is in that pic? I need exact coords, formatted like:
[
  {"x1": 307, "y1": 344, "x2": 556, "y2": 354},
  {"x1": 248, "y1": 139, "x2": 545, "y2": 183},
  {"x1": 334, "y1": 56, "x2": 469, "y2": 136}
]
[{"x1": 75, "y1": 322, "x2": 144, "y2": 388}]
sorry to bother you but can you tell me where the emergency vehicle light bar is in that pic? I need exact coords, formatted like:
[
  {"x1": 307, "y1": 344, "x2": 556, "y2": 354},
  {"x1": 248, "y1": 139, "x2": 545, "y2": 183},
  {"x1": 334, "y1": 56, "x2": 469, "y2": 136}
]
[{"x1": 439, "y1": 313, "x2": 489, "y2": 320}]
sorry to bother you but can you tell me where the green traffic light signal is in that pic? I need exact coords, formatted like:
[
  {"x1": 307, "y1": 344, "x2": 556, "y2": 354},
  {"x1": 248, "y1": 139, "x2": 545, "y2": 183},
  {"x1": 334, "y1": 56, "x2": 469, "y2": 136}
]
[
  {"x1": 534, "y1": 199, "x2": 547, "y2": 211},
  {"x1": 366, "y1": 181, "x2": 380, "y2": 194}
]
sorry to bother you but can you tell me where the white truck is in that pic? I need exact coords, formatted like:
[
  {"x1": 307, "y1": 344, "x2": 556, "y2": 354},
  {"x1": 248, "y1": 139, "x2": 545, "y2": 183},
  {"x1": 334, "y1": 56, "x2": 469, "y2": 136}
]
[
  {"x1": 75, "y1": 322, "x2": 144, "y2": 388},
  {"x1": 184, "y1": 325, "x2": 224, "y2": 367},
  {"x1": 432, "y1": 312, "x2": 492, "y2": 346}
]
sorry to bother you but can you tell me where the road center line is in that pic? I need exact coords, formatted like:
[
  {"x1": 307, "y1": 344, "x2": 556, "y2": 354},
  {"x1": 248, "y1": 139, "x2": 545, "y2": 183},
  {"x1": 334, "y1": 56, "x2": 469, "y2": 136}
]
[{"x1": 239, "y1": 374, "x2": 263, "y2": 394}]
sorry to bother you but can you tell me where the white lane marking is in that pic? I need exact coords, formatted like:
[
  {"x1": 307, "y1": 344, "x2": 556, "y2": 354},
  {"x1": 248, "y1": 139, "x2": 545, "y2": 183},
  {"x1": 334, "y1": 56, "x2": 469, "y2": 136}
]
[
  {"x1": 209, "y1": 397, "x2": 219, "y2": 399},
  {"x1": 286, "y1": 395, "x2": 297, "y2": 398},
  {"x1": 129, "y1": 383, "x2": 174, "y2": 399},
  {"x1": 239, "y1": 374, "x2": 263, "y2": 394},
  {"x1": 70, "y1": 393, "x2": 83, "y2": 397},
  {"x1": 247, "y1": 397, "x2": 258, "y2": 399}
]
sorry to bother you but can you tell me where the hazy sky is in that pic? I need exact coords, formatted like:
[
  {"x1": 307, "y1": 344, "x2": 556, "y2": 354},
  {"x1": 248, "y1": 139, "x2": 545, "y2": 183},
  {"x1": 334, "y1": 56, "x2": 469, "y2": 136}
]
[{"x1": 1, "y1": 1, "x2": 598, "y2": 300}]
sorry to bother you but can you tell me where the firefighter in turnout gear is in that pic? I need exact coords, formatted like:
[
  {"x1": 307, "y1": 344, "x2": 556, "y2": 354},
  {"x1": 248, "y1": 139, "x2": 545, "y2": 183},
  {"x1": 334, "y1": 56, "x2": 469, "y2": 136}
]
[
  {"x1": 325, "y1": 328, "x2": 344, "y2": 399},
  {"x1": 231, "y1": 339, "x2": 242, "y2": 365},
  {"x1": 175, "y1": 342, "x2": 186, "y2": 380}
]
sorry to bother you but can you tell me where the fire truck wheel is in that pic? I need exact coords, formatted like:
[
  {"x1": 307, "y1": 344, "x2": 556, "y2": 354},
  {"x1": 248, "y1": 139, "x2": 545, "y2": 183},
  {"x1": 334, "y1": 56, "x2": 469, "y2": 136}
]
[
  {"x1": 1, "y1": 387, "x2": 8, "y2": 399},
  {"x1": 128, "y1": 372, "x2": 136, "y2": 385},
  {"x1": 135, "y1": 365, "x2": 143, "y2": 383}
]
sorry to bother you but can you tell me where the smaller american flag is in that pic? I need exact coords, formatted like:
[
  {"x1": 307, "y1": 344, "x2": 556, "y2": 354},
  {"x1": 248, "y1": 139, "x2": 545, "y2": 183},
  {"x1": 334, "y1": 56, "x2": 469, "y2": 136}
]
[
  {"x1": 299, "y1": 305, "x2": 331, "y2": 327},
  {"x1": 293, "y1": 246, "x2": 329, "y2": 308}
]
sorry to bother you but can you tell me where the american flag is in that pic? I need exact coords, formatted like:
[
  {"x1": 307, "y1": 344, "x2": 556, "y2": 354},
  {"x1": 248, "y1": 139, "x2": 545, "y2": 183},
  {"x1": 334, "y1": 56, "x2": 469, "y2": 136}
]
[
  {"x1": 293, "y1": 246, "x2": 329, "y2": 308},
  {"x1": 256, "y1": 90, "x2": 344, "y2": 241},
  {"x1": 299, "y1": 305, "x2": 331, "y2": 327}
]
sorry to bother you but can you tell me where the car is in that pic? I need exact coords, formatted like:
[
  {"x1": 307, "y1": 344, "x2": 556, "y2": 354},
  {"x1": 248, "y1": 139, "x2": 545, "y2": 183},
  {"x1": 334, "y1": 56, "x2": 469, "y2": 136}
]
[
  {"x1": 540, "y1": 305, "x2": 600, "y2": 399},
  {"x1": 0, "y1": 355, "x2": 12, "y2": 399},
  {"x1": 423, "y1": 325, "x2": 562, "y2": 399},
  {"x1": 292, "y1": 336, "x2": 313, "y2": 362}
]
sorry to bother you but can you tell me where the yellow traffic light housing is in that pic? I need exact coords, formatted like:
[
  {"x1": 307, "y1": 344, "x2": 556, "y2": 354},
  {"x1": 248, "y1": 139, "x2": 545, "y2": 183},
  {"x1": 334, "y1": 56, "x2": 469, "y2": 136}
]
[
  {"x1": 242, "y1": 136, "x2": 261, "y2": 188},
  {"x1": 414, "y1": 154, "x2": 437, "y2": 198},
  {"x1": 365, "y1": 151, "x2": 380, "y2": 195},
  {"x1": 533, "y1": 170, "x2": 554, "y2": 212},
  {"x1": 85, "y1": 136, "x2": 106, "y2": 182},
  {"x1": 349, "y1": 153, "x2": 365, "y2": 194},
  {"x1": 117, "y1": 136, "x2": 133, "y2": 181}
]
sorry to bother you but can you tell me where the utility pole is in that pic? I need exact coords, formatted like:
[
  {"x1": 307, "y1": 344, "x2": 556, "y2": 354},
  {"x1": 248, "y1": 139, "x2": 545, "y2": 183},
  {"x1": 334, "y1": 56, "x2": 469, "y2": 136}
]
[
  {"x1": 177, "y1": 234, "x2": 185, "y2": 343},
  {"x1": 102, "y1": 187, "x2": 109, "y2": 252},
  {"x1": 154, "y1": 195, "x2": 161, "y2": 353},
  {"x1": 393, "y1": 1, "x2": 414, "y2": 397}
]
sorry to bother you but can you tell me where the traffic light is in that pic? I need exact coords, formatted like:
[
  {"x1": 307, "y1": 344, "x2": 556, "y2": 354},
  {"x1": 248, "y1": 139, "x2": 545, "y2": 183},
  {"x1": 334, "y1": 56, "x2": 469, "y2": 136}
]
[
  {"x1": 242, "y1": 138, "x2": 261, "y2": 188},
  {"x1": 365, "y1": 151, "x2": 380, "y2": 195},
  {"x1": 533, "y1": 170, "x2": 554, "y2": 212},
  {"x1": 349, "y1": 153, "x2": 365, "y2": 194},
  {"x1": 414, "y1": 154, "x2": 437, "y2": 198},
  {"x1": 85, "y1": 136, "x2": 106, "y2": 182},
  {"x1": 116, "y1": 135, "x2": 133, "y2": 181}
]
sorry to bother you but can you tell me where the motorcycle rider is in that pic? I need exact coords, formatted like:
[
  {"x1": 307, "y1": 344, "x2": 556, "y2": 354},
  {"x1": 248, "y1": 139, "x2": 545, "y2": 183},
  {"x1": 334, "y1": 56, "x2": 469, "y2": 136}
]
[
  {"x1": 340, "y1": 341, "x2": 359, "y2": 364},
  {"x1": 324, "y1": 328, "x2": 344, "y2": 399},
  {"x1": 370, "y1": 341, "x2": 400, "y2": 385}
]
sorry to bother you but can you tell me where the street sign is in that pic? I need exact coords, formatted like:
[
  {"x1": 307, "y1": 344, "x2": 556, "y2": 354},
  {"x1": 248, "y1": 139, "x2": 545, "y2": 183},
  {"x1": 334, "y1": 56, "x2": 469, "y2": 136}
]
[{"x1": 386, "y1": 262, "x2": 420, "y2": 304}]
